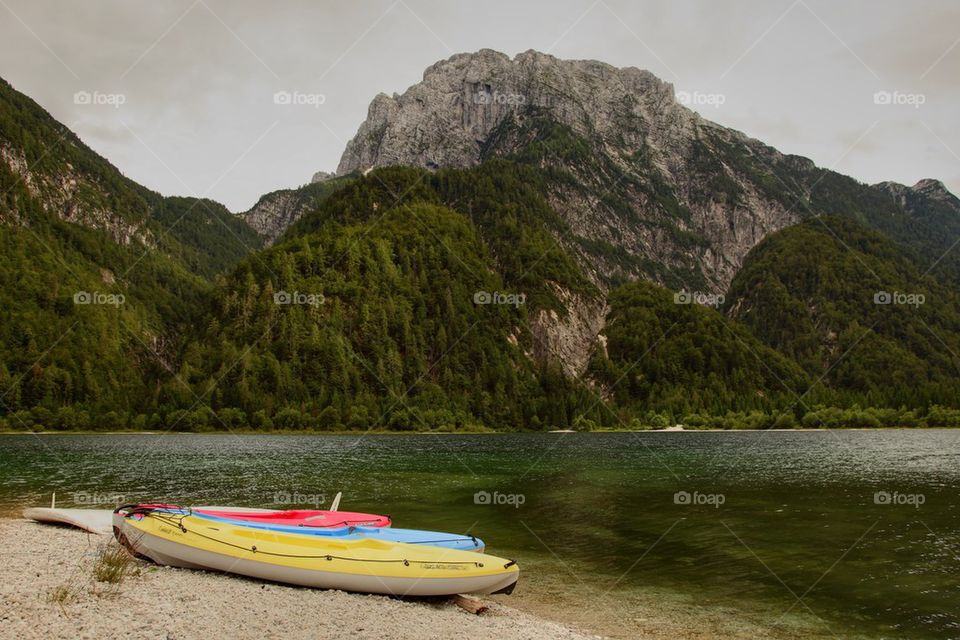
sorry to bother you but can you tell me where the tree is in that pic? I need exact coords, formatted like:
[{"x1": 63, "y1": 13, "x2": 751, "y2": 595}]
[{"x1": 251, "y1": 410, "x2": 273, "y2": 430}]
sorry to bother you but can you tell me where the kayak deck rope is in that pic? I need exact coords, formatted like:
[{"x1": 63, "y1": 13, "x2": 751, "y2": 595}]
[
  {"x1": 298, "y1": 519, "x2": 390, "y2": 528},
  {"x1": 130, "y1": 509, "x2": 492, "y2": 568}
]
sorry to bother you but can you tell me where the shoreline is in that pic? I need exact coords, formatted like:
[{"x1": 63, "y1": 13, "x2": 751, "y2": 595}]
[
  {"x1": 1, "y1": 426, "x2": 956, "y2": 436},
  {"x1": 0, "y1": 517, "x2": 596, "y2": 640},
  {"x1": 0, "y1": 516, "x2": 831, "y2": 640}
]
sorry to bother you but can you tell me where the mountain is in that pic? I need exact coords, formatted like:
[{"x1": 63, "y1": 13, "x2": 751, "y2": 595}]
[
  {"x1": 165, "y1": 196, "x2": 596, "y2": 430},
  {"x1": 0, "y1": 76, "x2": 259, "y2": 422},
  {"x1": 588, "y1": 280, "x2": 810, "y2": 418},
  {"x1": 239, "y1": 175, "x2": 353, "y2": 244},
  {"x1": 0, "y1": 78, "x2": 261, "y2": 276},
  {"x1": 338, "y1": 49, "x2": 764, "y2": 291},
  {"x1": 183, "y1": 163, "x2": 957, "y2": 429},
  {"x1": 872, "y1": 178, "x2": 960, "y2": 285},
  {"x1": 168, "y1": 165, "x2": 822, "y2": 430},
  {"x1": 327, "y1": 49, "x2": 960, "y2": 383},
  {"x1": 284, "y1": 161, "x2": 604, "y2": 375},
  {"x1": 724, "y1": 216, "x2": 960, "y2": 405},
  {"x1": 336, "y1": 49, "x2": 960, "y2": 292},
  {"x1": 2, "y1": 52, "x2": 960, "y2": 432}
]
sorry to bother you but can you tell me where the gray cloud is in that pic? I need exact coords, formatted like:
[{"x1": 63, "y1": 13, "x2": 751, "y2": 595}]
[{"x1": 0, "y1": 0, "x2": 957, "y2": 211}]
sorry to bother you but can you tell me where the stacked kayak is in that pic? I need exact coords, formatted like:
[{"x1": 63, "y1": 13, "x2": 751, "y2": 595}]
[
  {"x1": 190, "y1": 510, "x2": 484, "y2": 552},
  {"x1": 145, "y1": 506, "x2": 484, "y2": 552},
  {"x1": 139, "y1": 504, "x2": 392, "y2": 529},
  {"x1": 113, "y1": 504, "x2": 517, "y2": 596}
]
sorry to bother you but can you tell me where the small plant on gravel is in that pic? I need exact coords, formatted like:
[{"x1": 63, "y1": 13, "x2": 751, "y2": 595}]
[
  {"x1": 93, "y1": 543, "x2": 136, "y2": 584},
  {"x1": 48, "y1": 584, "x2": 77, "y2": 604},
  {"x1": 48, "y1": 581, "x2": 84, "y2": 614}
]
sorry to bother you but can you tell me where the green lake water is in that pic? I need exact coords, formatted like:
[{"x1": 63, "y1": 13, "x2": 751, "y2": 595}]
[{"x1": 0, "y1": 431, "x2": 957, "y2": 638}]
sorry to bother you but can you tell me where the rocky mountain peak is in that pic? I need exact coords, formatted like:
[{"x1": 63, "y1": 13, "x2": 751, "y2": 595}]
[
  {"x1": 912, "y1": 178, "x2": 955, "y2": 201},
  {"x1": 334, "y1": 49, "x2": 802, "y2": 294},
  {"x1": 876, "y1": 178, "x2": 959, "y2": 209},
  {"x1": 311, "y1": 170, "x2": 335, "y2": 184},
  {"x1": 337, "y1": 49, "x2": 684, "y2": 175}
]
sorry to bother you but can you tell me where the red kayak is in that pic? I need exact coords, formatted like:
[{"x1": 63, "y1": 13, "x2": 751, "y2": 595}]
[{"x1": 137, "y1": 505, "x2": 391, "y2": 528}]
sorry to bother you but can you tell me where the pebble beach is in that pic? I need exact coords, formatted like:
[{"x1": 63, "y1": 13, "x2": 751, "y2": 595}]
[{"x1": 0, "y1": 518, "x2": 595, "y2": 640}]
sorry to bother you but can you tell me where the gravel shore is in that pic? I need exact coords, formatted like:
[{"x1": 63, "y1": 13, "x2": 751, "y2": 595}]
[{"x1": 0, "y1": 518, "x2": 595, "y2": 640}]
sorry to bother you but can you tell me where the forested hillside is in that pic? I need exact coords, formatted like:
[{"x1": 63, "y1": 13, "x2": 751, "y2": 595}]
[
  {"x1": 725, "y1": 216, "x2": 960, "y2": 408},
  {"x1": 0, "y1": 76, "x2": 259, "y2": 429},
  {"x1": 2, "y1": 68, "x2": 960, "y2": 433},
  {"x1": 162, "y1": 202, "x2": 597, "y2": 430}
]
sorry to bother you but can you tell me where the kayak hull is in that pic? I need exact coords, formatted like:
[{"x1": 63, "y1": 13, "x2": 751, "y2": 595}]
[{"x1": 114, "y1": 512, "x2": 517, "y2": 597}]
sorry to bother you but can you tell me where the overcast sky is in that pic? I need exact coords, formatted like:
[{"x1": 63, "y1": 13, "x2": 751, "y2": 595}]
[{"x1": 1, "y1": 0, "x2": 957, "y2": 212}]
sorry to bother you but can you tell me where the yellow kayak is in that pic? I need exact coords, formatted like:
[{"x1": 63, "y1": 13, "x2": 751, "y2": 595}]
[{"x1": 114, "y1": 508, "x2": 518, "y2": 596}]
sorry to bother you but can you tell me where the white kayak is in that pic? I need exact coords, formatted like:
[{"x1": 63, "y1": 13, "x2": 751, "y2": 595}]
[
  {"x1": 23, "y1": 505, "x2": 275, "y2": 535},
  {"x1": 23, "y1": 508, "x2": 114, "y2": 534}
]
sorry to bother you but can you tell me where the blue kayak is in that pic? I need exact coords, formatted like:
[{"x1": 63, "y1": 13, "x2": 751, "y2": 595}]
[{"x1": 158, "y1": 508, "x2": 485, "y2": 552}]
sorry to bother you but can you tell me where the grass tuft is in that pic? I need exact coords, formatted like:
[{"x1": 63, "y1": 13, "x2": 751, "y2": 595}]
[
  {"x1": 93, "y1": 543, "x2": 136, "y2": 584},
  {"x1": 47, "y1": 584, "x2": 76, "y2": 604}
]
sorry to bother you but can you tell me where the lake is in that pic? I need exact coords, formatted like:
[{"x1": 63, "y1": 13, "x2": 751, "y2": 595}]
[{"x1": 1, "y1": 430, "x2": 958, "y2": 638}]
